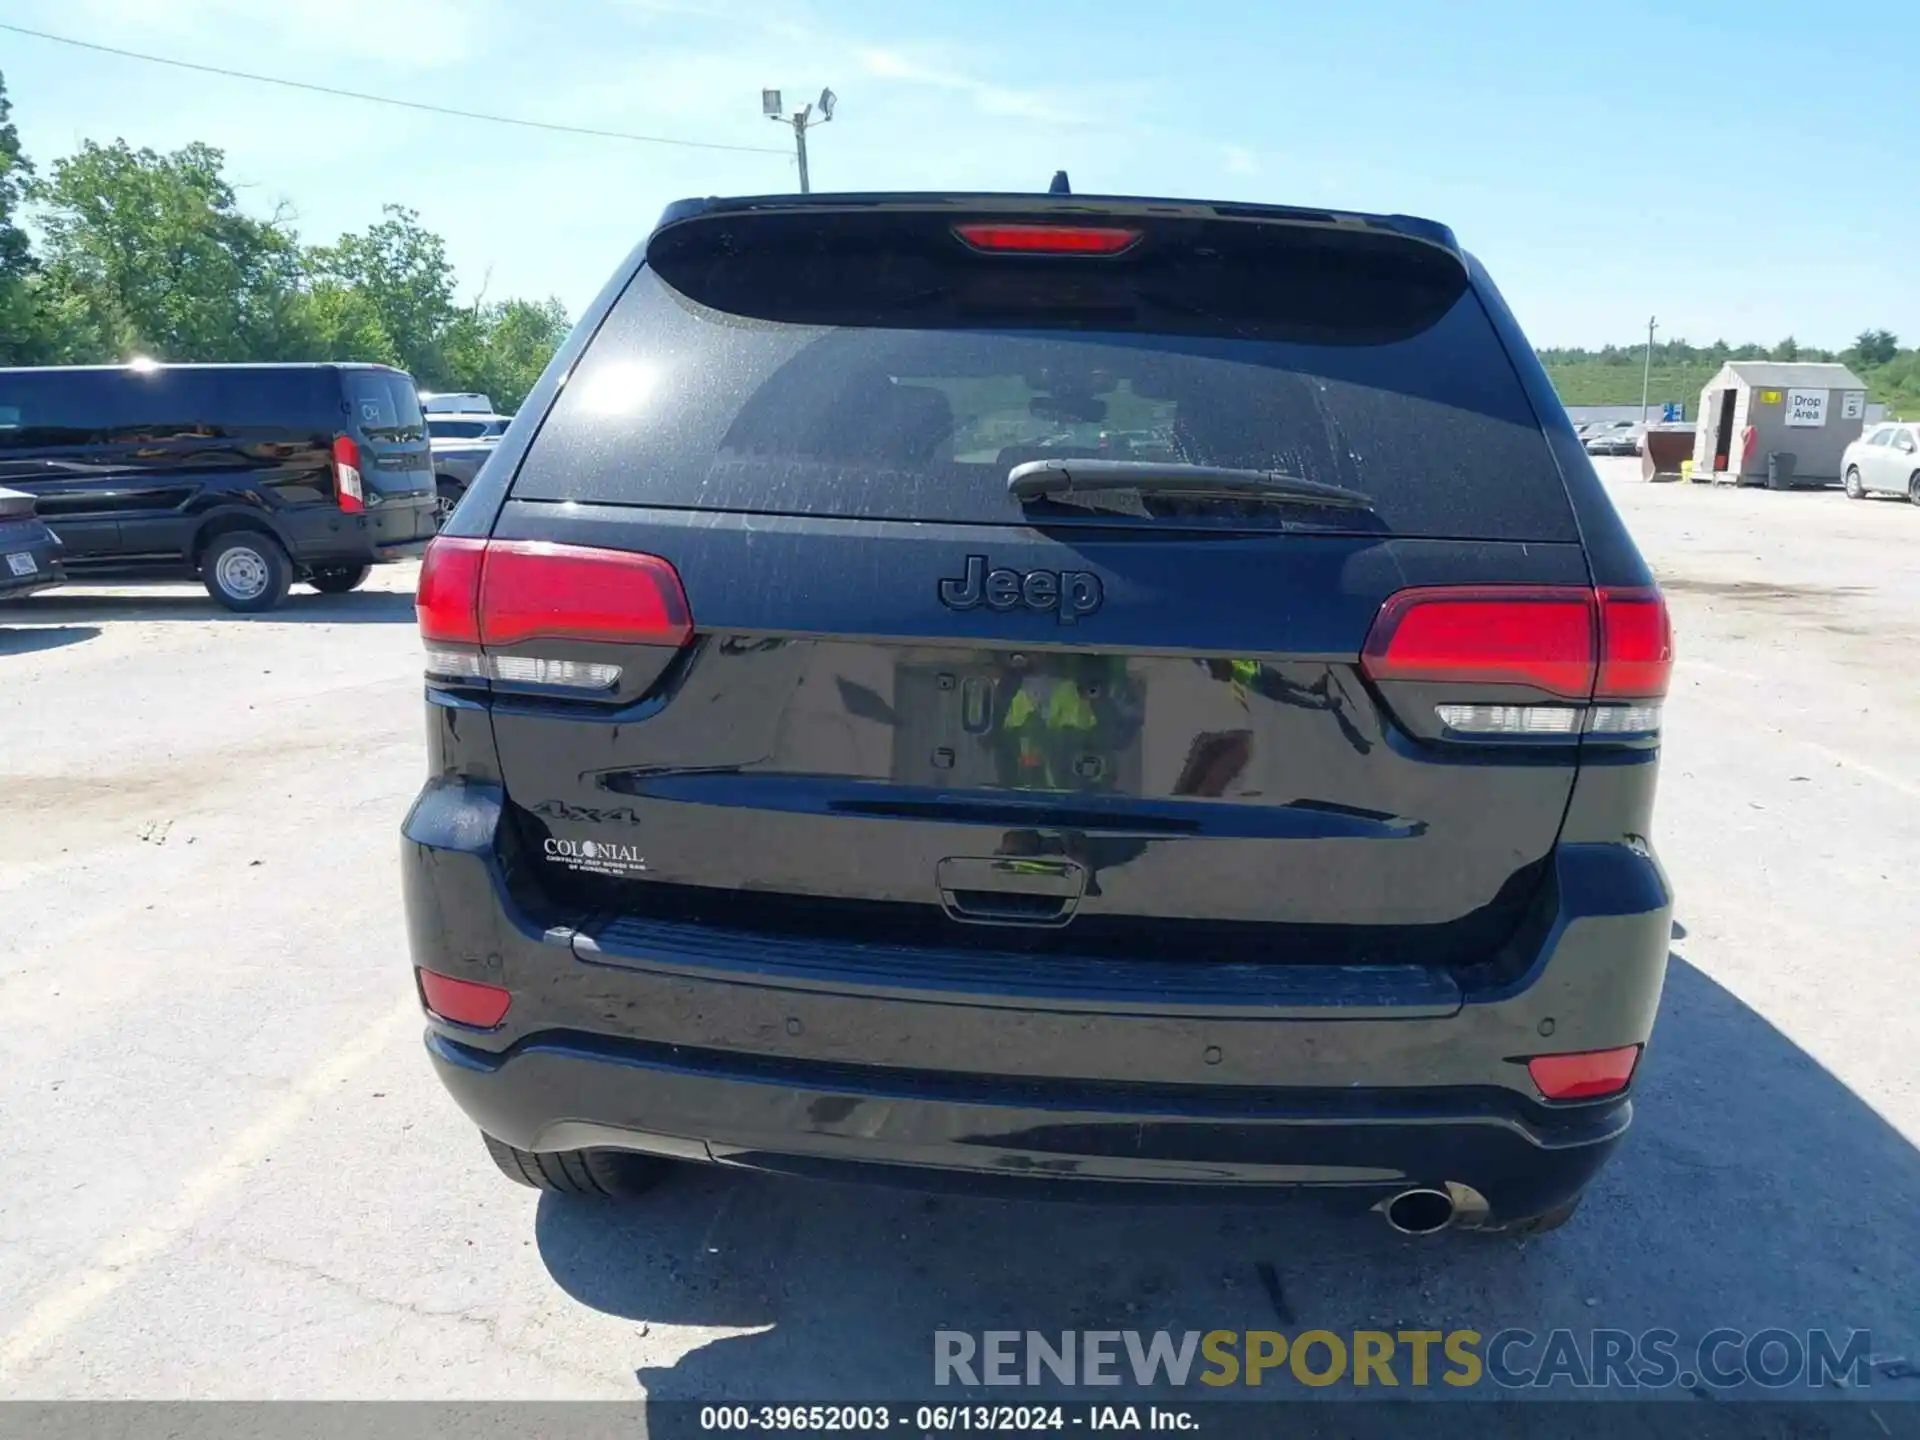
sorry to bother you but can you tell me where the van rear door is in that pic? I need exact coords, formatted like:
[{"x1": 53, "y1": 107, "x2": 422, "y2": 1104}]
[{"x1": 340, "y1": 368, "x2": 434, "y2": 501}]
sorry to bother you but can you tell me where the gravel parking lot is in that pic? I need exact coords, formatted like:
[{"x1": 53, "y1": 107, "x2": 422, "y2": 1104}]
[{"x1": 2, "y1": 460, "x2": 1917, "y2": 1402}]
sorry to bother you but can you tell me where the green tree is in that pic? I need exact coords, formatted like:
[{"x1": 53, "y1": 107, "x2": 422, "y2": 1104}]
[
  {"x1": 441, "y1": 296, "x2": 570, "y2": 412},
  {"x1": 1847, "y1": 329, "x2": 1898, "y2": 368},
  {"x1": 285, "y1": 279, "x2": 400, "y2": 368},
  {"x1": 305, "y1": 205, "x2": 456, "y2": 381},
  {"x1": 29, "y1": 138, "x2": 304, "y2": 362},
  {"x1": 0, "y1": 70, "x2": 42, "y2": 362}
]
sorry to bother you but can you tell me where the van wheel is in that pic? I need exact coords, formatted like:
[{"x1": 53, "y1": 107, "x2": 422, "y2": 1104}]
[
  {"x1": 1843, "y1": 467, "x2": 1865, "y2": 499},
  {"x1": 1909, "y1": 472, "x2": 1919, "y2": 505},
  {"x1": 435, "y1": 481, "x2": 464, "y2": 528},
  {"x1": 481, "y1": 1133, "x2": 674, "y2": 1198},
  {"x1": 202, "y1": 531, "x2": 292, "y2": 612},
  {"x1": 308, "y1": 564, "x2": 372, "y2": 594}
]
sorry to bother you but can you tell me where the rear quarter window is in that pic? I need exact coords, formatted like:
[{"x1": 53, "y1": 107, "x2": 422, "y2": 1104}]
[{"x1": 511, "y1": 217, "x2": 1577, "y2": 542}]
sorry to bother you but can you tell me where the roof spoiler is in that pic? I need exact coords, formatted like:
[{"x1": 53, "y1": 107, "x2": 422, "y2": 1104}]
[{"x1": 652, "y1": 192, "x2": 1462, "y2": 260}]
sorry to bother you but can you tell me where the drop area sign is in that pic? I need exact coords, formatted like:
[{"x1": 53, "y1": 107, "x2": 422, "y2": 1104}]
[{"x1": 1786, "y1": 390, "x2": 1828, "y2": 427}]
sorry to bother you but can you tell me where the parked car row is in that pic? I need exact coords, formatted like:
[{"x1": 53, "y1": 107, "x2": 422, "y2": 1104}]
[
  {"x1": 0, "y1": 486, "x2": 65, "y2": 600},
  {"x1": 1582, "y1": 424, "x2": 1644, "y2": 456},
  {"x1": 1841, "y1": 422, "x2": 1920, "y2": 504},
  {"x1": 428, "y1": 409, "x2": 515, "y2": 524},
  {"x1": 0, "y1": 363, "x2": 513, "y2": 611}
]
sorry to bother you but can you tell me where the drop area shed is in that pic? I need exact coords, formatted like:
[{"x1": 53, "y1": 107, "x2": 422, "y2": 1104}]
[{"x1": 1692, "y1": 362, "x2": 1869, "y2": 487}]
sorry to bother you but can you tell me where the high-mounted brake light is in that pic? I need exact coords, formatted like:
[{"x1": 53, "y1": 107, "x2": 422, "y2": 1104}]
[
  {"x1": 415, "y1": 536, "x2": 693, "y2": 696},
  {"x1": 1361, "y1": 584, "x2": 1672, "y2": 740},
  {"x1": 953, "y1": 223, "x2": 1142, "y2": 255},
  {"x1": 1526, "y1": 1045, "x2": 1640, "y2": 1101},
  {"x1": 331, "y1": 434, "x2": 366, "y2": 514}
]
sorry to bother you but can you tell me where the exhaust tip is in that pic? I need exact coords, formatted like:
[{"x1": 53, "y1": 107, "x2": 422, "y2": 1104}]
[{"x1": 1382, "y1": 1187, "x2": 1457, "y2": 1236}]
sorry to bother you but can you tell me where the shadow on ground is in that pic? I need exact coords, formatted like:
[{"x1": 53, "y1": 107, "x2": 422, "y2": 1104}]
[
  {"x1": 9, "y1": 586, "x2": 415, "y2": 624},
  {"x1": 533, "y1": 954, "x2": 1920, "y2": 1408},
  {"x1": 0, "y1": 624, "x2": 101, "y2": 656}
]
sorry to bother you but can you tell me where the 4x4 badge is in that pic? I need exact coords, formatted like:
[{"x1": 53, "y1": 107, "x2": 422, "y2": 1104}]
[{"x1": 938, "y1": 555, "x2": 1103, "y2": 626}]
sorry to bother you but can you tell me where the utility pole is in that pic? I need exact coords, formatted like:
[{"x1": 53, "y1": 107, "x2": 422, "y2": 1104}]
[
  {"x1": 762, "y1": 87, "x2": 836, "y2": 194},
  {"x1": 1640, "y1": 315, "x2": 1657, "y2": 424}
]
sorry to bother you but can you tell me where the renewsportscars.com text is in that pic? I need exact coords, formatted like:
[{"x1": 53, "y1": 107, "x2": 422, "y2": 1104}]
[{"x1": 933, "y1": 1328, "x2": 1875, "y2": 1390}]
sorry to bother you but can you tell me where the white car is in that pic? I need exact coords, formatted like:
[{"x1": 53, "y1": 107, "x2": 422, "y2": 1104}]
[
  {"x1": 427, "y1": 413, "x2": 512, "y2": 444},
  {"x1": 1840, "y1": 422, "x2": 1920, "y2": 503},
  {"x1": 419, "y1": 391, "x2": 495, "y2": 416}
]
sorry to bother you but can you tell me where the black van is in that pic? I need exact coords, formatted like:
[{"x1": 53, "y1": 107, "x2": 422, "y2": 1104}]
[{"x1": 0, "y1": 362, "x2": 439, "y2": 611}]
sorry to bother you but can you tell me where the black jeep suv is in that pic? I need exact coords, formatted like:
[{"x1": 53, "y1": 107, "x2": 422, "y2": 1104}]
[{"x1": 402, "y1": 192, "x2": 1673, "y2": 1236}]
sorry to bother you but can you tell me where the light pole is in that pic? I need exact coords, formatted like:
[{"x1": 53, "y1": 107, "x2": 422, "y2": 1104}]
[
  {"x1": 762, "y1": 87, "x2": 835, "y2": 194},
  {"x1": 1640, "y1": 315, "x2": 1657, "y2": 424}
]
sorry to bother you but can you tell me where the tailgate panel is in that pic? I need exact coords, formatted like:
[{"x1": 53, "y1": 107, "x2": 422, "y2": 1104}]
[{"x1": 487, "y1": 502, "x2": 1588, "y2": 961}]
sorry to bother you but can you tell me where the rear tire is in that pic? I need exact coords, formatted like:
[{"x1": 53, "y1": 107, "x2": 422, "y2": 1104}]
[
  {"x1": 481, "y1": 1132, "x2": 674, "y2": 1198},
  {"x1": 435, "y1": 480, "x2": 465, "y2": 529},
  {"x1": 1844, "y1": 467, "x2": 1865, "y2": 499},
  {"x1": 1909, "y1": 472, "x2": 1920, "y2": 505},
  {"x1": 308, "y1": 564, "x2": 372, "y2": 594},
  {"x1": 201, "y1": 530, "x2": 292, "y2": 613}
]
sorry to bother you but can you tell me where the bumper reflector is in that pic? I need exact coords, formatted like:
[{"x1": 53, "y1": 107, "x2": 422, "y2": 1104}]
[
  {"x1": 417, "y1": 968, "x2": 511, "y2": 1029},
  {"x1": 1527, "y1": 1045, "x2": 1640, "y2": 1100}
]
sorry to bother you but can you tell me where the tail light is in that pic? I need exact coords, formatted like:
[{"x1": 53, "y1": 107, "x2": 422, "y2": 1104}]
[
  {"x1": 1361, "y1": 585, "x2": 1672, "y2": 740},
  {"x1": 953, "y1": 223, "x2": 1142, "y2": 255},
  {"x1": 331, "y1": 434, "x2": 366, "y2": 514},
  {"x1": 1526, "y1": 1045, "x2": 1640, "y2": 1100},
  {"x1": 416, "y1": 536, "x2": 693, "y2": 696},
  {"x1": 416, "y1": 968, "x2": 511, "y2": 1029}
]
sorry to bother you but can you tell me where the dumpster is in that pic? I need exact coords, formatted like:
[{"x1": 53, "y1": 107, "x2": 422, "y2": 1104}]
[{"x1": 1641, "y1": 427, "x2": 1695, "y2": 480}]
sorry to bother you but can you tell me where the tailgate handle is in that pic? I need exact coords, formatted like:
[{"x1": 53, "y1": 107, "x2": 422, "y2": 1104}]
[{"x1": 937, "y1": 857, "x2": 1086, "y2": 928}]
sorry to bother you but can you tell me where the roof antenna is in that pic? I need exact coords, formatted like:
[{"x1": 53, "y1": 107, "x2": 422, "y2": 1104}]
[{"x1": 1048, "y1": 170, "x2": 1071, "y2": 195}]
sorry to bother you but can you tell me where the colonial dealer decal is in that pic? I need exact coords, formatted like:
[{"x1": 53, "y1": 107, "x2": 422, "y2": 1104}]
[{"x1": 544, "y1": 836, "x2": 648, "y2": 877}]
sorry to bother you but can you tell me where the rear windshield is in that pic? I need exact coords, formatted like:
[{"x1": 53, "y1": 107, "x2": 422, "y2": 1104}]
[
  {"x1": 0, "y1": 367, "x2": 331, "y2": 448},
  {"x1": 512, "y1": 212, "x2": 1577, "y2": 540},
  {"x1": 344, "y1": 371, "x2": 426, "y2": 443}
]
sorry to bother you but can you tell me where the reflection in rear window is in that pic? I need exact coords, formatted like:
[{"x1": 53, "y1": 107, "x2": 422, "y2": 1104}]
[{"x1": 513, "y1": 248, "x2": 1575, "y2": 542}]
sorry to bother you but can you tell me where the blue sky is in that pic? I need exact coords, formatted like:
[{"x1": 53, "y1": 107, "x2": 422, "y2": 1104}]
[{"x1": 2, "y1": 0, "x2": 1913, "y2": 349}]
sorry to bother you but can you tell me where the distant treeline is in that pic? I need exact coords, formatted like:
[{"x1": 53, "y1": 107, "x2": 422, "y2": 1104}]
[
  {"x1": 1538, "y1": 333, "x2": 1913, "y2": 418},
  {"x1": 0, "y1": 71, "x2": 567, "y2": 412}
]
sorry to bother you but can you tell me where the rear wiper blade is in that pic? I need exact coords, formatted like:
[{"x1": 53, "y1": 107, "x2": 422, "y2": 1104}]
[{"x1": 1007, "y1": 459, "x2": 1374, "y2": 510}]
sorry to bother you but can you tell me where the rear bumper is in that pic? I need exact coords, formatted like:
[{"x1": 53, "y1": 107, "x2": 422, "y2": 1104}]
[
  {"x1": 0, "y1": 519, "x2": 67, "y2": 597},
  {"x1": 427, "y1": 1028, "x2": 1627, "y2": 1217},
  {"x1": 281, "y1": 496, "x2": 437, "y2": 567},
  {"x1": 402, "y1": 783, "x2": 1671, "y2": 1223}
]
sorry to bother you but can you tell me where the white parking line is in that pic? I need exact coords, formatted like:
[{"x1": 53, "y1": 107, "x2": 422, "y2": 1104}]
[
  {"x1": 1799, "y1": 743, "x2": 1920, "y2": 803},
  {"x1": 0, "y1": 991, "x2": 416, "y2": 1382}
]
